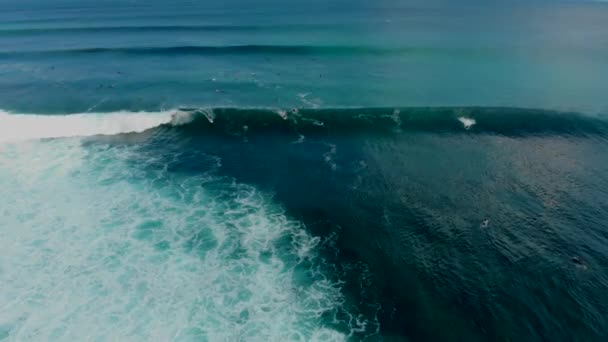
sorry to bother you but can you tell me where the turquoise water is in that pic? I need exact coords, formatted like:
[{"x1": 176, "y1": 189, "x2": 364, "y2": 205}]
[
  {"x1": 1, "y1": 0, "x2": 608, "y2": 113},
  {"x1": 1, "y1": 1, "x2": 608, "y2": 341}
]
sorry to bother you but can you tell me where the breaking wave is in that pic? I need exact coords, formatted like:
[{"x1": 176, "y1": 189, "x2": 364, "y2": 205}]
[
  {"x1": 0, "y1": 110, "x2": 194, "y2": 143},
  {"x1": 3, "y1": 107, "x2": 606, "y2": 144},
  {"x1": 0, "y1": 135, "x2": 364, "y2": 341}
]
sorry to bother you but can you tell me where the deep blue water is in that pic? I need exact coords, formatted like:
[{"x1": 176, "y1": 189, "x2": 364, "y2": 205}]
[{"x1": 1, "y1": 1, "x2": 608, "y2": 341}]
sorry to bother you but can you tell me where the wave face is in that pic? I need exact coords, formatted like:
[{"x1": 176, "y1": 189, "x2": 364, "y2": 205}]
[
  {"x1": 169, "y1": 107, "x2": 608, "y2": 137},
  {"x1": 146, "y1": 106, "x2": 608, "y2": 341},
  {"x1": 2, "y1": 107, "x2": 608, "y2": 341}
]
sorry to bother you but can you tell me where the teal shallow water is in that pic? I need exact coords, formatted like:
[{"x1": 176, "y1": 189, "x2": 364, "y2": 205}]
[{"x1": 1, "y1": 1, "x2": 608, "y2": 341}]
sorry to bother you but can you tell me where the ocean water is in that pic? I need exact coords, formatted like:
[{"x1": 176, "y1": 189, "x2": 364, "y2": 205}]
[{"x1": 1, "y1": 1, "x2": 608, "y2": 341}]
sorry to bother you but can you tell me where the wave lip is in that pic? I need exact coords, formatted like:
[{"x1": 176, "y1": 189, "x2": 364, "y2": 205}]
[
  {"x1": 173, "y1": 107, "x2": 608, "y2": 137},
  {"x1": 0, "y1": 110, "x2": 181, "y2": 143},
  {"x1": 2, "y1": 107, "x2": 607, "y2": 144}
]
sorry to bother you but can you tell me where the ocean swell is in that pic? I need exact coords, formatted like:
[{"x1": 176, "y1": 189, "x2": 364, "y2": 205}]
[{"x1": 2, "y1": 107, "x2": 608, "y2": 145}]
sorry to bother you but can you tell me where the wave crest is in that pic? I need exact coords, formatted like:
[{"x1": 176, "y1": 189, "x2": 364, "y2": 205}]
[
  {"x1": 0, "y1": 110, "x2": 182, "y2": 143},
  {"x1": 2, "y1": 107, "x2": 607, "y2": 144}
]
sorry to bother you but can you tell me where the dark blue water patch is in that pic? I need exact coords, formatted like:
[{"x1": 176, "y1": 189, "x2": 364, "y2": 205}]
[{"x1": 93, "y1": 106, "x2": 608, "y2": 341}]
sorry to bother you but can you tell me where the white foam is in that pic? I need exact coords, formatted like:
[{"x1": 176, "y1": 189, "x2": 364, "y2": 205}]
[
  {"x1": 0, "y1": 110, "x2": 186, "y2": 143},
  {"x1": 169, "y1": 110, "x2": 196, "y2": 126},
  {"x1": 458, "y1": 117, "x2": 476, "y2": 130},
  {"x1": 291, "y1": 134, "x2": 306, "y2": 144},
  {"x1": 0, "y1": 139, "x2": 354, "y2": 341},
  {"x1": 323, "y1": 143, "x2": 338, "y2": 171},
  {"x1": 297, "y1": 93, "x2": 323, "y2": 109},
  {"x1": 301, "y1": 117, "x2": 325, "y2": 126},
  {"x1": 276, "y1": 109, "x2": 288, "y2": 120}
]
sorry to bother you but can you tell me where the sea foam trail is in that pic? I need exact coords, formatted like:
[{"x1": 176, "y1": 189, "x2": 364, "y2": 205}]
[{"x1": 0, "y1": 110, "x2": 192, "y2": 143}]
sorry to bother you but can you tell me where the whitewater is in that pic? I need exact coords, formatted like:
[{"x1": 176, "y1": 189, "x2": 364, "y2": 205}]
[
  {"x1": 0, "y1": 111, "x2": 359, "y2": 341},
  {"x1": 0, "y1": 110, "x2": 190, "y2": 143}
]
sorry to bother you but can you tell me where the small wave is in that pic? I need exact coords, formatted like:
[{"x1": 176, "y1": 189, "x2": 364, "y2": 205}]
[
  {"x1": 0, "y1": 110, "x2": 190, "y2": 143},
  {"x1": 324, "y1": 143, "x2": 338, "y2": 171},
  {"x1": 291, "y1": 134, "x2": 306, "y2": 144},
  {"x1": 0, "y1": 45, "x2": 409, "y2": 58},
  {"x1": 0, "y1": 24, "x2": 336, "y2": 36},
  {"x1": 298, "y1": 93, "x2": 323, "y2": 109}
]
